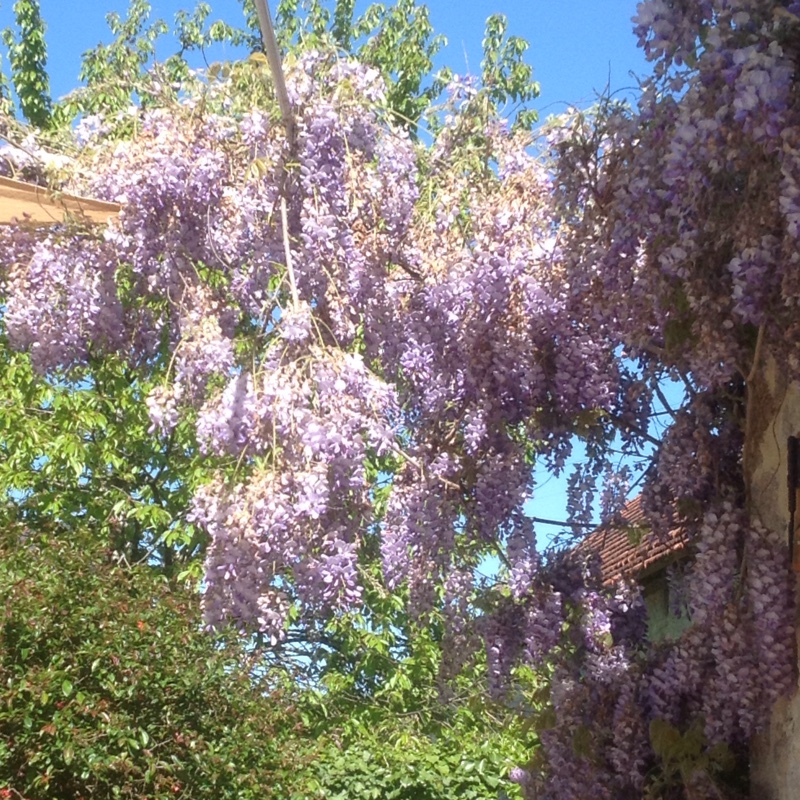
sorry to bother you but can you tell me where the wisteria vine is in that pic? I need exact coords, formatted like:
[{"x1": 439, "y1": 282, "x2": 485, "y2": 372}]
[
  {"x1": 1, "y1": 3, "x2": 798, "y2": 796},
  {"x1": 498, "y1": 1, "x2": 800, "y2": 797}
]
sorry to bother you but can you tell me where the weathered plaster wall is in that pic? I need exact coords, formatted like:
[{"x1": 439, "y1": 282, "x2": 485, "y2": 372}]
[{"x1": 748, "y1": 361, "x2": 800, "y2": 800}]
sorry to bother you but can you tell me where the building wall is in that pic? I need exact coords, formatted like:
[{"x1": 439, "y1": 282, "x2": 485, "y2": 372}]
[{"x1": 748, "y1": 361, "x2": 800, "y2": 800}]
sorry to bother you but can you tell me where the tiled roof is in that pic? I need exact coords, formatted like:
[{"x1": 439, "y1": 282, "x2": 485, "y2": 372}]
[{"x1": 577, "y1": 496, "x2": 691, "y2": 585}]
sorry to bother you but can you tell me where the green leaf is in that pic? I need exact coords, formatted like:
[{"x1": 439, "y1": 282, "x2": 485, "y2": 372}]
[{"x1": 649, "y1": 718, "x2": 684, "y2": 763}]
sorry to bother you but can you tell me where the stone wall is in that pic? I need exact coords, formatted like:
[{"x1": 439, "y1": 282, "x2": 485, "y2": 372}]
[{"x1": 748, "y1": 361, "x2": 800, "y2": 800}]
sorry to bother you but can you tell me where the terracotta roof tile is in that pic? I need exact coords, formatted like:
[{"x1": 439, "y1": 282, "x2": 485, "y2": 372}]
[{"x1": 576, "y1": 496, "x2": 691, "y2": 585}]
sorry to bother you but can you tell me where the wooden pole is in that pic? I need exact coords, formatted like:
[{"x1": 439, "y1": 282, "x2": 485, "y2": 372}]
[{"x1": 251, "y1": 0, "x2": 294, "y2": 144}]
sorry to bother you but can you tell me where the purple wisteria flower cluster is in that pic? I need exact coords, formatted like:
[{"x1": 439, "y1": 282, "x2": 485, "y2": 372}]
[
  {"x1": 1, "y1": 6, "x2": 799, "y2": 795},
  {"x1": 0, "y1": 48, "x2": 619, "y2": 644},
  {"x1": 0, "y1": 53, "x2": 409, "y2": 640},
  {"x1": 486, "y1": 497, "x2": 794, "y2": 799},
  {"x1": 491, "y1": 1, "x2": 800, "y2": 795},
  {"x1": 555, "y1": 0, "x2": 800, "y2": 388}
]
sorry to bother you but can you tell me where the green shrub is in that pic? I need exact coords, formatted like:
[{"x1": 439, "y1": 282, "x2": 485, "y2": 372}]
[{"x1": 0, "y1": 526, "x2": 306, "y2": 799}]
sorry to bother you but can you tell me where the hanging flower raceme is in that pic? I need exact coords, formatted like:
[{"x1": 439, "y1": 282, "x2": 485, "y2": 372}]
[
  {"x1": 0, "y1": 50, "x2": 606, "y2": 644},
  {"x1": 3, "y1": 16, "x2": 797, "y2": 794}
]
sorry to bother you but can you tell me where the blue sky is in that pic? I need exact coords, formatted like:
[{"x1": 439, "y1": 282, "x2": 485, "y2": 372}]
[{"x1": 0, "y1": 1, "x2": 649, "y2": 116}]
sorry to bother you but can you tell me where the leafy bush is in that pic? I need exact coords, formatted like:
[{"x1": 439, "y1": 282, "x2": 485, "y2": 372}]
[
  {"x1": 0, "y1": 526, "x2": 306, "y2": 799},
  {"x1": 299, "y1": 728, "x2": 524, "y2": 800},
  {"x1": 288, "y1": 595, "x2": 529, "y2": 800}
]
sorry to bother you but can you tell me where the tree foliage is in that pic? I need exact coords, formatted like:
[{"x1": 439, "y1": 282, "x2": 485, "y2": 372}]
[
  {"x1": 0, "y1": 343, "x2": 214, "y2": 578},
  {"x1": 2, "y1": 0, "x2": 51, "y2": 127},
  {"x1": 285, "y1": 572, "x2": 531, "y2": 799}
]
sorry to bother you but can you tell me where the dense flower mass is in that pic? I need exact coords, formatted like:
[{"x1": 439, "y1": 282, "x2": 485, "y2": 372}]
[
  {"x1": 554, "y1": 0, "x2": 800, "y2": 388},
  {"x1": 0, "y1": 50, "x2": 623, "y2": 641},
  {"x1": 1, "y1": 2, "x2": 799, "y2": 795},
  {"x1": 499, "y1": 0, "x2": 800, "y2": 796},
  {"x1": 0, "y1": 51, "x2": 595, "y2": 644}
]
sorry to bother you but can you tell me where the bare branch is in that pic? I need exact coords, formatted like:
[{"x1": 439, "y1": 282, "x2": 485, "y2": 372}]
[{"x1": 280, "y1": 197, "x2": 299, "y2": 308}]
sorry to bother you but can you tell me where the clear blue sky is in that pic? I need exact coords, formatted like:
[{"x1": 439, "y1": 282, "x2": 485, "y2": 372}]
[{"x1": 0, "y1": 1, "x2": 648, "y2": 115}]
